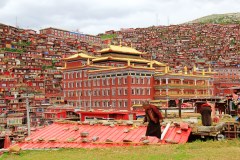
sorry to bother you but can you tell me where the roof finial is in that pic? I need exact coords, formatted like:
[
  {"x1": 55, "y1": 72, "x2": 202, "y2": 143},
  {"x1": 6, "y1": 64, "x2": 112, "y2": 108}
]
[
  {"x1": 120, "y1": 39, "x2": 122, "y2": 47},
  {"x1": 165, "y1": 66, "x2": 168, "y2": 73},
  {"x1": 202, "y1": 69, "x2": 205, "y2": 75},
  {"x1": 127, "y1": 60, "x2": 130, "y2": 66},
  {"x1": 184, "y1": 66, "x2": 187, "y2": 74},
  {"x1": 193, "y1": 64, "x2": 196, "y2": 72},
  {"x1": 208, "y1": 65, "x2": 211, "y2": 72},
  {"x1": 150, "y1": 62, "x2": 153, "y2": 68}
]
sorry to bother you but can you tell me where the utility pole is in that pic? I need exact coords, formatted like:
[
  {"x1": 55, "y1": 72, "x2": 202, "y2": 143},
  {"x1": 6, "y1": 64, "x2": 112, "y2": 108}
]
[{"x1": 26, "y1": 97, "x2": 31, "y2": 136}]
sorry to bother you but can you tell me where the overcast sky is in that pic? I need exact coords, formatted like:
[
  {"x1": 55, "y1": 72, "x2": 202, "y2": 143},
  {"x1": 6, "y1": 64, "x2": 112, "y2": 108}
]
[{"x1": 0, "y1": 0, "x2": 239, "y2": 35}]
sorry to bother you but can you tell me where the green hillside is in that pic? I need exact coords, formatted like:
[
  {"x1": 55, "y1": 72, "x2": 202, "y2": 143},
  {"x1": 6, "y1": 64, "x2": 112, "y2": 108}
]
[{"x1": 188, "y1": 13, "x2": 240, "y2": 24}]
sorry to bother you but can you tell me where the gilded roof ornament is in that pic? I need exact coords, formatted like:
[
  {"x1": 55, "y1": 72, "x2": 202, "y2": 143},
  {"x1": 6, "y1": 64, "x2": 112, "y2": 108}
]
[
  {"x1": 184, "y1": 66, "x2": 187, "y2": 74},
  {"x1": 202, "y1": 69, "x2": 205, "y2": 76},
  {"x1": 193, "y1": 65, "x2": 196, "y2": 72}
]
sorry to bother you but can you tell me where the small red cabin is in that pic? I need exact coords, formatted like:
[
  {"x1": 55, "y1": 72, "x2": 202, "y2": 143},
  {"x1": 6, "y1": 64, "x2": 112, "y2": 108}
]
[{"x1": 78, "y1": 110, "x2": 136, "y2": 121}]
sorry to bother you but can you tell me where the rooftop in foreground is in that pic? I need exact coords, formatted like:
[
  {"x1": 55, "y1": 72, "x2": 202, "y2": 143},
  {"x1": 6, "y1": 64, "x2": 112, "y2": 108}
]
[{"x1": 16, "y1": 120, "x2": 191, "y2": 149}]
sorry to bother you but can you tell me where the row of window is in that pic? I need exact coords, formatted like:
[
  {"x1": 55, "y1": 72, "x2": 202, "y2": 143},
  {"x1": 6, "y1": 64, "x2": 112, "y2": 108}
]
[
  {"x1": 69, "y1": 99, "x2": 149, "y2": 108},
  {"x1": 64, "y1": 88, "x2": 151, "y2": 97},
  {"x1": 63, "y1": 70, "x2": 87, "y2": 79},
  {"x1": 1, "y1": 84, "x2": 15, "y2": 87},
  {"x1": 64, "y1": 78, "x2": 151, "y2": 88},
  {"x1": 64, "y1": 71, "x2": 152, "y2": 80}
]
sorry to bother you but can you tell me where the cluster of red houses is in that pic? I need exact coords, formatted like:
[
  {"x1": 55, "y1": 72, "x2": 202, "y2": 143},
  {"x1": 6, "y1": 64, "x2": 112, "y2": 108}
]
[{"x1": 0, "y1": 23, "x2": 102, "y2": 143}]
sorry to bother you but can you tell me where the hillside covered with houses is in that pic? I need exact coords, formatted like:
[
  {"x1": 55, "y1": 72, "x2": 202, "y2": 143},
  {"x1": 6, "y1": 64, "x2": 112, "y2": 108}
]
[{"x1": 0, "y1": 20, "x2": 240, "y2": 143}]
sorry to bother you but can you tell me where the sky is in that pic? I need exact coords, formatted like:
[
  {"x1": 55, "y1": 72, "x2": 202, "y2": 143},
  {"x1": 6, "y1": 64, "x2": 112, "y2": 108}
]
[{"x1": 0, "y1": 0, "x2": 239, "y2": 35}]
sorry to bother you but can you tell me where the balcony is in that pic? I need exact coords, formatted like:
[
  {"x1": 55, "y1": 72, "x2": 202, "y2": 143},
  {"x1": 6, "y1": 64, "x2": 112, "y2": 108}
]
[{"x1": 154, "y1": 84, "x2": 211, "y2": 89}]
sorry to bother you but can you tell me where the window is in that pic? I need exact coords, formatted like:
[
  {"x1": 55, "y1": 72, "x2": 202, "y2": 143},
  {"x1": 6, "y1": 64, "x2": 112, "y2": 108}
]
[
  {"x1": 84, "y1": 70, "x2": 87, "y2": 77},
  {"x1": 136, "y1": 88, "x2": 140, "y2": 95},
  {"x1": 106, "y1": 78, "x2": 109, "y2": 85},
  {"x1": 67, "y1": 91, "x2": 70, "y2": 97},
  {"x1": 147, "y1": 78, "x2": 150, "y2": 84},
  {"x1": 131, "y1": 78, "x2": 135, "y2": 84},
  {"x1": 106, "y1": 89, "x2": 110, "y2": 96},
  {"x1": 118, "y1": 101, "x2": 122, "y2": 107},
  {"x1": 118, "y1": 78, "x2": 122, "y2": 85},
  {"x1": 124, "y1": 101, "x2": 128, "y2": 108},
  {"x1": 112, "y1": 89, "x2": 116, "y2": 96},
  {"x1": 102, "y1": 79, "x2": 105, "y2": 86},
  {"x1": 88, "y1": 81, "x2": 91, "y2": 87},
  {"x1": 112, "y1": 78, "x2": 115, "y2": 85},
  {"x1": 141, "y1": 78, "x2": 144, "y2": 84},
  {"x1": 97, "y1": 79, "x2": 100, "y2": 86},
  {"x1": 112, "y1": 101, "x2": 116, "y2": 107},
  {"x1": 136, "y1": 77, "x2": 140, "y2": 84},
  {"x1": 132, "y1": 88, "x2": 135, "y2": 95},
  {"x1": 146, "y1": 88, "x2": 150, "y2": 95},
  {"x1": 118, "y1": 88, "x2": 122, "y2": 95},
  {"x1": 124, "y1": 88, "x2": 128, "y2": 95}
]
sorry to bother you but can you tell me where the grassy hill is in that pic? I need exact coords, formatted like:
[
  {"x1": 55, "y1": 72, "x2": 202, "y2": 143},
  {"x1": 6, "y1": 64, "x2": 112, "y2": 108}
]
[
  {"x1": 187, "y1": 13, "x2": 240, "y2": 24},
  {"x1": 1, "y1": 139, "x2": 240, "y2": 160}
]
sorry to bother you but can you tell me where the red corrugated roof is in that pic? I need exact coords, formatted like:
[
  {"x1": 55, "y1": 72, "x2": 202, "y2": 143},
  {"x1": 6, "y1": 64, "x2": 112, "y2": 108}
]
[{"x1": 16, "y1": 122, "x2": 191, "y2": 149}]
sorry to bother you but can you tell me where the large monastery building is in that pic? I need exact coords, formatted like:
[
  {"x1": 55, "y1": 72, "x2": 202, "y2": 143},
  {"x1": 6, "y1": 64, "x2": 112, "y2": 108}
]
[{"x1": 62, "y1": 45, "x2": 214, "y2": 111}]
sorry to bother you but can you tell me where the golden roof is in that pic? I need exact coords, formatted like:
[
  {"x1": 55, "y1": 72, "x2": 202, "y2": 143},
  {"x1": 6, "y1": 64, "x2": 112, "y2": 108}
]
[
  {"x1": 99, "y1": 45, "x2": 145, "y2": 55},
  {"x1": 63, "y1": 53, "x2": 96, "y2": 60},
  {"x1": 92, "y1": 56, "x2": 150, "y2": 63}
]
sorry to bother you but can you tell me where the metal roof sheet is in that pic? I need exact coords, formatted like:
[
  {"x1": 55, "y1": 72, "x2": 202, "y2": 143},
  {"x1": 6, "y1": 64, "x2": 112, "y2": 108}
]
[{"x1": 16, "y1": 122, "x2": 191, "y2": 149}]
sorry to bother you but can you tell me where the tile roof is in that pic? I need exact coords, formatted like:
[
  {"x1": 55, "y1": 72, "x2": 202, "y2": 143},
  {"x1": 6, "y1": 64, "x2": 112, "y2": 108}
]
[{"x1": 16, "y1": 121, "x2": 191, "y2": 149}]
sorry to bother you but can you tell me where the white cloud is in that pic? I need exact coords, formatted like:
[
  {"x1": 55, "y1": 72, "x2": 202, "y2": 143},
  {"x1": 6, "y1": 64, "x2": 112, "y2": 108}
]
[{"x1": 0, "y1": 0, "x2": 239, "y2": 35}]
